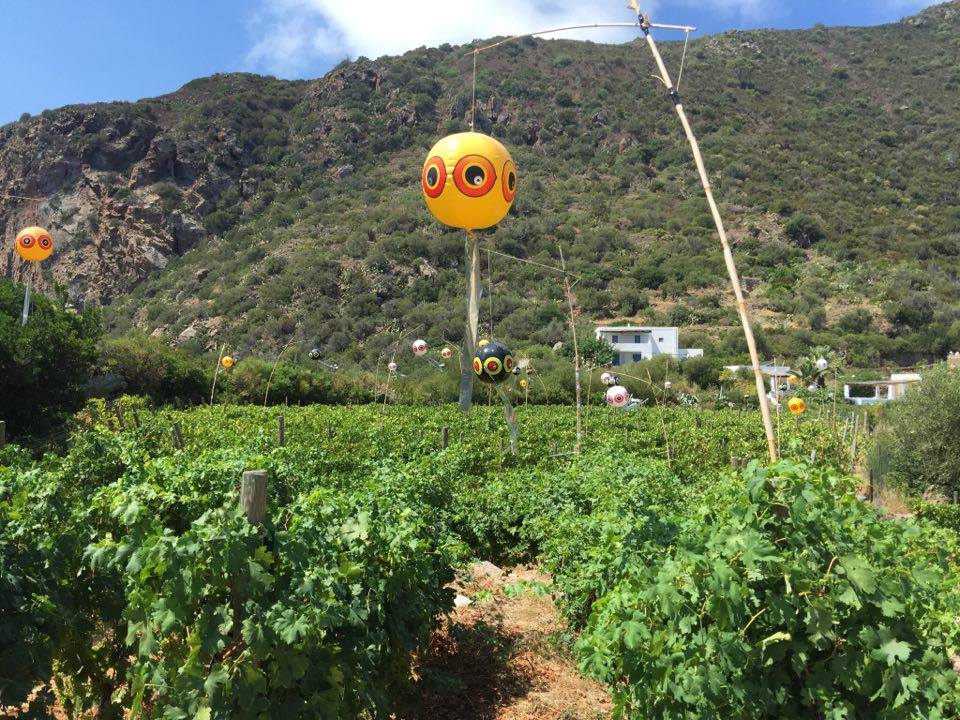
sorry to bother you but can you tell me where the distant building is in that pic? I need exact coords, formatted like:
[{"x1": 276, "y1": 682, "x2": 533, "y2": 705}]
[
  {"x1": 595, "y1": 326, "x2": 703, "y2": 367},
  {"x1": 843, "y1": 373, "x2": 922, "y2": 406},
  {"x1": 724, "y1": 362, "x2": 795, "y2": 399}
]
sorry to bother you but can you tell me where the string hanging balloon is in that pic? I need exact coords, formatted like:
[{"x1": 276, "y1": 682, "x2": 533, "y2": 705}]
[{"x1": 422, "y1": 132, "x2": 518, "y2": 415}]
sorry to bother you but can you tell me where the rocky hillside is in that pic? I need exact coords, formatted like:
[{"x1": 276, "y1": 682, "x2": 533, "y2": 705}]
[{"x1": 1, "y1": 2, "x2": 959, "y2": 365}]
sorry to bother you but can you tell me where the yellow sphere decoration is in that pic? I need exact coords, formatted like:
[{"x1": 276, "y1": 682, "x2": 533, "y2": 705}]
[
  {"x1": 519, "y1": 379, "x2": 528, "y2": 389},
  {"x1": 15, "y1": 226, "x2": 54, "y2": 263},
  {"x1": 787, "y1": 397, "x2": 806, "y2": 415},
  {"x1": 221, "y1": 355, "x2": 235, "y2": 369},
  {"x1": 421, "y1": 132, "x2": 516, "y2": 231}
]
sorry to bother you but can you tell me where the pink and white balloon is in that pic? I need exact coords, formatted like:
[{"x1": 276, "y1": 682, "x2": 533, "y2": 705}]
[
  {"x1": 807, "y1": 383, "x2": 818, "y2": 393},
  {"x1": 816, "y1": 358, "x2": 828, "y2": 371},
  {"x1": 600, "y1": 372, "x2": 612, "y2": 385},
  {"x1": 664, "y1": 381, "x2": 673, "y2": 390},
  {"x1": 440, "y1": 346, "x2": 453, "y2": 360},
  {"x1": 388, "y1": 361, "x2": 398, "y2": 373},
  {"x1": 412, "y1": 339, "x2": 428, "y2": 356},
  {"x1": 606, "y1": 385, "x2": 630, "y2": 408}
]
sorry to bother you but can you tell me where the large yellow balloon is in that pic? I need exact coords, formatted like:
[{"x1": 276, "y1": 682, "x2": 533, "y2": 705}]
[
  {"x1": 15, "y1": 226, "x2": 54, "y2": 263},
  {"x1": 421, "y1": 132, "x2": 516, "y2": 231}
]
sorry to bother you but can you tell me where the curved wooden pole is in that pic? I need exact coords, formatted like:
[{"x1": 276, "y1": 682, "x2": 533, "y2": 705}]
[{"x1": 639, "y1": 19, "x2": 777, "y2": 462}]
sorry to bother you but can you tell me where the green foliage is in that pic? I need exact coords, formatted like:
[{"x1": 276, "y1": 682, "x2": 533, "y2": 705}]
[
  {"x1": 0, "y1": 280, "x2": 100, "y2": 439},
  {"x1": 100, "y1": 333, "x2": 210, "y2": 404},
  {"x1": 912, "y1": 501, "x2": 960, "y2": 533},
  {"x1": 882, "y1": 364, "x2": 960, "y2": 496},
  {"x1": 576, "y1": 461, "x2": 960, "y2": 718},
  {"x1": 560, "y1": 334, "x2": 615, "y2": 367}
]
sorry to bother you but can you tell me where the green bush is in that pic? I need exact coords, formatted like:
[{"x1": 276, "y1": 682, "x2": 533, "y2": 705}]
[
  {"x1": 100, "y1": 333, "x2": 210, "y2": 404},
  {"x1": 883, "y1": 364, "x2": 960, "y2": 496},
  {"x1": 0, "y1": 280, "x2": 100, "y2": 440}
]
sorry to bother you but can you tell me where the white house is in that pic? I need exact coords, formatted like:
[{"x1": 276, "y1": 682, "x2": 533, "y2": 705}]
[
  {"x1": 595, "y1": 326, "x2": 703, "y2": 367},
  {"x1": 843, "y1": 373, "x2": 922, "y2": 406}
]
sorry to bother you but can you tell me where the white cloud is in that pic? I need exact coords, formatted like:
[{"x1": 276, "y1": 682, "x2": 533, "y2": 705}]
[{"x1": 246, "y1": 0, "x2": 780, "y2": 75}]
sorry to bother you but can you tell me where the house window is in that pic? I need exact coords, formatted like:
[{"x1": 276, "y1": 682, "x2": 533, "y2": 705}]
[
  {"x1": 658, "y1": 337, "x2": 664, "y2": 343},
  {"x1": 612, "y1": 355, "x2": 621, "y2": 366},
  {"x1": 632, "y1": 354, "x2": 642, "y2": 362},
  {"x1": 611, "y1": 335, "x2": 619, "y2": 344},
  {"x1": 634, "y1": 335, "x2": 643, "y2": 343}
]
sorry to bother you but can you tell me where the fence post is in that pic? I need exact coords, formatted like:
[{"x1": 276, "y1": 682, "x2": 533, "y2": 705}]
[
  {"x1": 174, "y1": 397, "x2": 184, "y2": 410},
  {"x1": 326, "y1": 422, "x2": 333, "y2": 440},
  {"x1": 442, "y1": 426, "x2": 449, "y2": 449},
  {"x1": 133, "y1": 409, "x2": 142, "y2": 429},
  {"x1": 240, "y1": 470, "x2": 268, "y2": 525},
  {"x1": 0, "y1": 420, "x2": 5, "y2": 450},
  {"x1": 114, "y1": 404, "x2": 124, "y2": 429},
  {"x1": 277, "y1": 414, "x2": 285, "y2": 447},
  {"x1": 172, "y1": 424, "x2": 184, "y2": 450}
]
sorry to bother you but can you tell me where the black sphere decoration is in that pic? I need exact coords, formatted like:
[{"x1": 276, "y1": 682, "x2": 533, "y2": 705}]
[{"x1": 472, "y1": 340, "x2": 514, "y2": 384}]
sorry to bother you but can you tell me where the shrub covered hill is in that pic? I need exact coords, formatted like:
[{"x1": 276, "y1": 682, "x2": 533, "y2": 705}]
[{"x1": 1, "y1": 2, "x2": 958, "y2": 366}]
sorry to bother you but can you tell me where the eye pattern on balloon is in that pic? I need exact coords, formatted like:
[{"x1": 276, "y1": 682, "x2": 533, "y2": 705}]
[
  {"x1": 15, "y1": 226, "x2": 54, "y2": 263},
  {"x1": 441, "y1": 347, "x2": 453, "y2": 360},
  {"x1": 421, "y1": 132, "x2": 516, "y2": 231},
  {"x1": 502, "y1": 160, "x2": 517, "y2": 202},
  {"x1": 788, "y1": 397, "x2": 806, "y2": 415},
  {"x1": 422, "y1": 157, "x2": 446, "y2": 199},
  {"x1": 412, "y1": 339, "x2": 428, "y2": 356},
  {"x1": 473, "y1": 340, "x2": 512, "y2": 384},
  {"x1": 606, "y1": 385, "x2": 630, "y2": 408}
]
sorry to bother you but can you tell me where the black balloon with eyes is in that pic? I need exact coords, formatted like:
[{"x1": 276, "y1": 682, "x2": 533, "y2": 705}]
[{"x1": 472, "y1": 341, "x2": 514, "y2": 384}]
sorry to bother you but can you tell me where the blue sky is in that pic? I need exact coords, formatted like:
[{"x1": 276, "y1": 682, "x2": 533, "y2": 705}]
[{"x1": 0, "y1": 0, "x2": 942, "y2": 126}]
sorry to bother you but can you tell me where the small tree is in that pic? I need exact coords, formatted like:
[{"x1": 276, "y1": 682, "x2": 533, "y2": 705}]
[
  {"x1": 0, "y1": 280, "x2": 100, "y2": 439},
  {"x1": 883, "y1": 364, "x2": 960, "y2": 497}
]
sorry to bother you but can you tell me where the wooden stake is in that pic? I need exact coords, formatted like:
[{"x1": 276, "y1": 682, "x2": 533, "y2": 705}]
[
  {"x1": 442, "y1": 426, "x2": 449, "y2": 449},
  {"x1": 210, "y1": 342, "x2": 226, "y2": 405},
  {"x1": 240, "y1": 470, "x2": 268, "y2": 525},
  {"x1": 133, "y1": 409, "x2": 142, "y2": 430},
  {"x1": 640, "y1": 20, "x2": 776, "y2": 462},
  {"x1": 277, "y1": 414, "x2": 285, "y2": 447},
  {"x1": 0, "y1": 420, "x2": 5, "y2": 450},
  {"x1": 172, "y1": 424, "x2": 184, "y2": 450}
]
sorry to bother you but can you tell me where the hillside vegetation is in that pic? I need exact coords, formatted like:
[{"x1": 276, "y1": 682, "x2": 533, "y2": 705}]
[{"x1": 1, "y1": 3, "x2": 958, "y2": 367}]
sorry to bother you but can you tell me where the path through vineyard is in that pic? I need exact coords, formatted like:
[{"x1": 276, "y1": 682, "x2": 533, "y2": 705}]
[{"x1": 412, "y1": 565, "x2": 611, "y2": 720}]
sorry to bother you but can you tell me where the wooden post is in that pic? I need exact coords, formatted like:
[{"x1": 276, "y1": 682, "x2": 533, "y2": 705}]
[
  {"x1": 240, "y1": 470, "x2": 268, "y2": 525},
  {"x1": 114, "y1": 404, "x2": 124, "y2": 429},
  {"x1": 326, "y1": 422, "x2": 333, "y2": 439},
  {"x1": 638, "y1": 15, "x2": 776, "y2": 462},
  {"x1": 172, "y1": 423, "x2": 184, "y2": 450},
  {"x1": 133, "y1": 409, "x2": 142, "y2": 430},
  {"x1": 174, "y1": 397, "x2": 183, "y2": 410},
  {"x1": 277, "y1": 414, "x2": 285, "y2": 446},
  {"x1": 442, "y1": 426, "x2": 449, "y2": 449},
  {"x1": 0, "y1": 420, "x2": 5, "y2": 450}
]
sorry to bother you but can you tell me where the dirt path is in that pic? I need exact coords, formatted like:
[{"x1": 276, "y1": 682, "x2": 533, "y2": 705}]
[{"x1": 409, "y1": 564, "x2": 611, "y2": 720}]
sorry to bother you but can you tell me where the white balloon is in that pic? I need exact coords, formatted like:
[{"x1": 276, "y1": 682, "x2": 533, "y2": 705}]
[
  {"x1": 664, "y1": 381, "x2": 673, "y2": 390},
  {"x1": 388, "y1": 361, "x2": 398, "y2": 372},
  {"x1": 606, "y1": 385, "x2": 630, "y2": 408},
  {"x1": 808, "y1": 383, "x2": 818, "y2": 393},
  {"x1": 816, "y1": 358, "x2": 828, "y2": 371},
  {"x1": 600, "y1": 372, "x2": 612, "y2": 385},
  {"x1": 440, "y1": 346, "x2": 453, "y2": 359},
  {"x1": 412, "y1": 339, "x2": 428, "y2": 356}
]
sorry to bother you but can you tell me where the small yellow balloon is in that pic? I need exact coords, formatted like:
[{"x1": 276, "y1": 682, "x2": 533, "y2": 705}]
[
  {"x1": 788, "y1": 397, "x2": 806, "y2": 415},
  {"x1": 421, "y1": 132, "x2": 516, "y2": 231},
  {"x1": 15, "y1": 226, "x2": 54, "y2": 263},
  {"x1": 519, "y1": 379, "x2": 528, "y2": 389},
  {"x1": 221, "y1": 355, "x2": 235, "y2": 369},
  {"x1": 788, "y1": 375, "x2": 798, "y2": 384}
]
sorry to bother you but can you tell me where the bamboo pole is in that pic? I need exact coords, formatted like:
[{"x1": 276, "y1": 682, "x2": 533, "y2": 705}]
[
  {"x1": 637, "y1": 15, "x2": 776, "y2": 461},
  {"x1": 558, "y1": 244, "x2": 582, "y2": 454}
]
